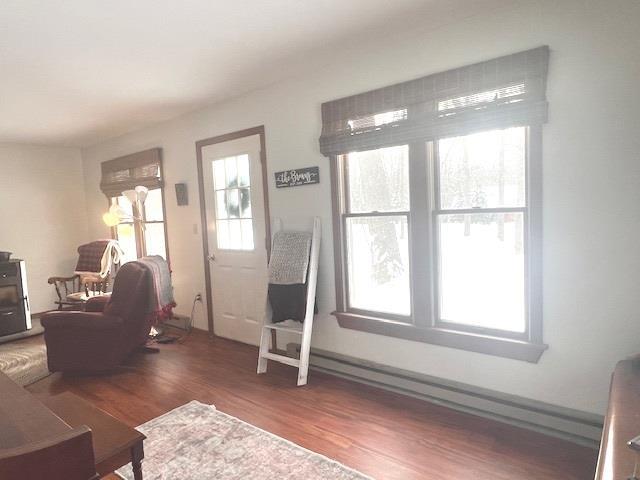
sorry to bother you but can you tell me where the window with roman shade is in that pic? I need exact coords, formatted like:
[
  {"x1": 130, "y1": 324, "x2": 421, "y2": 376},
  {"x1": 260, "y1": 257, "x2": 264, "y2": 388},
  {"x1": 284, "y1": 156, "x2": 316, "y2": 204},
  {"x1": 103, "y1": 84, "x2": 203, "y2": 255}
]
[
  {"x1": 100, "y1": 148, "x2": 163, "y2": 197},
  {"x1": 319, "y1": 46, "x2": 548, "y2": 156},
  {"x1": 321, "y1": 47, "x2": 549, "y2": 362},
  {"x1": 101, "y1": 148, "x2": 169, "y2": 262}
]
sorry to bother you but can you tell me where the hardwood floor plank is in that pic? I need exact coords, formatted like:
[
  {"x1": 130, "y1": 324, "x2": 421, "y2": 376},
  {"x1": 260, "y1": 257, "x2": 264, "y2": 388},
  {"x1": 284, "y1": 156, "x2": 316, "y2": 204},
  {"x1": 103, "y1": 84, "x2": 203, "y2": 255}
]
[{"x1": 24, "y1": 331, "x2": 597, "y2": 479}]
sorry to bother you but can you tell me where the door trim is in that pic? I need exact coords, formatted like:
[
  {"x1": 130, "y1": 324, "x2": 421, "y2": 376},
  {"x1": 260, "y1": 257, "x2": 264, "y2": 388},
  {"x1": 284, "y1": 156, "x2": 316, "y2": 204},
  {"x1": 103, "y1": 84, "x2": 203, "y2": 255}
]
[{"x1": 195, "y1": 126, "x2": 271, "y2": 336}]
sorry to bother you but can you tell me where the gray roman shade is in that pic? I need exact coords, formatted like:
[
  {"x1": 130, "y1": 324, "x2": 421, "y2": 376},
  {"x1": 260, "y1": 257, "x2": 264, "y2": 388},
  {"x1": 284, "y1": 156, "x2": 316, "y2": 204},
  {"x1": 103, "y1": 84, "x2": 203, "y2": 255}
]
[
  {"x1": 100, "y1": 148, "x2": 163, "y2": 197},
  {"x1": 319, "y1": 46, "x2": 549, "y2": 156}
]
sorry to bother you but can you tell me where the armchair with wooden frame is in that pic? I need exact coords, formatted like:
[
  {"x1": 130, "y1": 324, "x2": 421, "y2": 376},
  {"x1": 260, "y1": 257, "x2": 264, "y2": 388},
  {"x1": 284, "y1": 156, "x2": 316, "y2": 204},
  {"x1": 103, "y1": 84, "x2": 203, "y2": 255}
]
[{"x1": 48, "y1": 240, "x2": 122, "y2": 311}]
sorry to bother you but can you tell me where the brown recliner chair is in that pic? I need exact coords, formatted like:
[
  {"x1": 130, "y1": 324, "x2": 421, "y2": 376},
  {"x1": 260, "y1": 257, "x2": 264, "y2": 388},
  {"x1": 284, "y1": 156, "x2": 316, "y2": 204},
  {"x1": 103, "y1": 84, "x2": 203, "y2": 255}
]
[{"x1": 41, "y1": 262, "x2": 151, "y2": 373}]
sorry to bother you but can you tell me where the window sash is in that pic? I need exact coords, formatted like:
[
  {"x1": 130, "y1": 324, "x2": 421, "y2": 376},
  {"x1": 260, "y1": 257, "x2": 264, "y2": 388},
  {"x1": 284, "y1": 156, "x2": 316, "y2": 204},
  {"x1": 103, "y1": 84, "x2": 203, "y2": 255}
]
[
  {"x1": 341, "y1": 211, "x2": 413, "y2": 321},
  {"x1": 432, "y1": 209, "x2": 530, "y2": 340},
  {"x1": 339, "y1": 146, "x2": 413, "y2": 320},
  {"x1": 332, "y1": 125, "x2": 542, "y2": 352},
  {"x1": 110, "y1": 187, "x2": 169, "y2": 262},
  {"x1": 431, "y1": 128, "x2": 530, "y2": 339}
]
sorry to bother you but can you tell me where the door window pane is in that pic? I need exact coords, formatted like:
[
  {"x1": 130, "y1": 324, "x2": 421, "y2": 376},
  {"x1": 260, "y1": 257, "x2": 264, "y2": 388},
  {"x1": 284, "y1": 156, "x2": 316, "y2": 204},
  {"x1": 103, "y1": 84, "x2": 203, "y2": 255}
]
[
  {"x1": 346, "y1": 215, "x2": 410, "y2": 316},
  {"x1": 239, "y1": 188, "x2": 251, "y2": 218},
  {"x1": 438, "y1": 127, "x2": 525, "y2": 209},
  {"x1": 212, "y1": 154, "x2": 255, "y2": 251},
  {"x1": 213, "y1": 159, "x2": 226, "y2": 190},
  {"x1": 438, "y1": 212, "x2": 525, "y2": 332},
  {"x1": 226, "y1": 189, "x2": 240, "y2": 218},
  {"x1": 228, "y1": 220, "x2": 242, "y2": 249},
  {"x1": 346, "y1": 145, "x2": 409, "y2": 213},
  {"x1": 216, "y1": 219, "x2": 254, "y2": 251},
  {"x1": 217, "y1": 220, "x2": 230, "y2": 250},
  {"x1": 241, "y1": 219, "x2": 254, "y2": 250},
  {"x1": 237, "y1": 154, "x2": 250, "y2": 187},
  {"x1": 215, "y1": 191, "x2": 228, "y2": 220},
  {"x1": 225, "y1": 156, "x2": 238, "y2": 188}
]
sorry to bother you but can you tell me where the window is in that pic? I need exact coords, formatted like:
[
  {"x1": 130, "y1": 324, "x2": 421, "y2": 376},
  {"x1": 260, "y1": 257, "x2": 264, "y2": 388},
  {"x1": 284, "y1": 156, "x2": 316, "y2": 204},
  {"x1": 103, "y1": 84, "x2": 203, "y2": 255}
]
[
  {"x1": 343, "y1": 145, "x2": 411, "y2": 316},
  {"x1": 333, "y1": 127, "x2": 541, "y2": 361},
  {"x1": 101, "y1": 148, "x2": 169, "y2": 263},
  {"x1": 322, "y1": 47, "x2": 549, "y2": 362},
  {"x1": 110, "y1": 187, "x2": 168, "y2": 262},
  {"x1": 112, "y1": 195, "x2": 137, "y2": 264},
  {"x1": 212, "y1": 154, "x2": 254, "y2": 250}
]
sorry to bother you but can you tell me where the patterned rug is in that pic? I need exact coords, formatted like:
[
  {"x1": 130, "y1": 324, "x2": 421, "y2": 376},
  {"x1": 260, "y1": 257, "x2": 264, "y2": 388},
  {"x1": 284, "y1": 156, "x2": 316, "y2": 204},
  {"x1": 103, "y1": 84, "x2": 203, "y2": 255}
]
[
  {"x1": 115, "y1": 401, "x2": 373, "y2": 480},
  {"x1": 0, "y1": 337, "x2": 50, "y2": 386}
]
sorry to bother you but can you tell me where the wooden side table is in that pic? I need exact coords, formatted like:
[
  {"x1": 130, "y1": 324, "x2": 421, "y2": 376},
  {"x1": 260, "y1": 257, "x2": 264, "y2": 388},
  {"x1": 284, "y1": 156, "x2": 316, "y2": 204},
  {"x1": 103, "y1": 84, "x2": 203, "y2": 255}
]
[{"x1": 39, "y1": 392, "x2": 145, "y2": 479}]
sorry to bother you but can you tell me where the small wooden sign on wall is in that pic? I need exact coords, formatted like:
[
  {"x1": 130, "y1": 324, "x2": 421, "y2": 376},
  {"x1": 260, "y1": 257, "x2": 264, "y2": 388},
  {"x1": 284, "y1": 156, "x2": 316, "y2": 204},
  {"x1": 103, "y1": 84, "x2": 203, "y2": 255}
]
[{"x1": 274, "y1": 166, "x2": 320, "y2": 188}]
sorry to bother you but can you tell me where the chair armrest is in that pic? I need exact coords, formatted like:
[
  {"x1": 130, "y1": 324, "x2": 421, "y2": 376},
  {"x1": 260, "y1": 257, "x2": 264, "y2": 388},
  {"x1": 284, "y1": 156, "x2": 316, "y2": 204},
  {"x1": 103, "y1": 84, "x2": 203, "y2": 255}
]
[
  {"x1": 85, "y1": 296, "x2": 110, "y2": 312},
  {"x1": 41, "y1": 311, "x2": 123, "y2": 331},
  {"x1": 47, "y1": 275, "x2": 79, "y2": 284}
]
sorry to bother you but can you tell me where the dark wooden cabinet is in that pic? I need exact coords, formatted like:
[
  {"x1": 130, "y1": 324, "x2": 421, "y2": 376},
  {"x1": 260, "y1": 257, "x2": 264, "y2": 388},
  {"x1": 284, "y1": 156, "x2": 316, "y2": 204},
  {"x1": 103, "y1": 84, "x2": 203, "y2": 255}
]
[
  {"x1": 0, "y1": 371, "x2": 145, "y2": 479},
  {"x1": 595, "y1": 355, "x2": 640, "y2": 479}
]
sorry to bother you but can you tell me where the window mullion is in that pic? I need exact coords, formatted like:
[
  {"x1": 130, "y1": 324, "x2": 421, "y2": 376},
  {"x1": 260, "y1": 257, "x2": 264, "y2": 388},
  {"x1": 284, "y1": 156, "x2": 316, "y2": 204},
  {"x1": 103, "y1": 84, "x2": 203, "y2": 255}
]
[{"x1": 409, "y1": 141, "x2": 432, "y2": 327}]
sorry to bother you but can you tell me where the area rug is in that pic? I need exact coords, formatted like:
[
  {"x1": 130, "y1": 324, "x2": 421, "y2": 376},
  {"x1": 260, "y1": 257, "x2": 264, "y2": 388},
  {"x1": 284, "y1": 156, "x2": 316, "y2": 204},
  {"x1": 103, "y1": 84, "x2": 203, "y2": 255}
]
[
  {"x1": 0, "y1": 337, "x2": 50, "y2": 386},
  {"x1": 115, "y1": 400, "x2": 373, "y2": 480}
]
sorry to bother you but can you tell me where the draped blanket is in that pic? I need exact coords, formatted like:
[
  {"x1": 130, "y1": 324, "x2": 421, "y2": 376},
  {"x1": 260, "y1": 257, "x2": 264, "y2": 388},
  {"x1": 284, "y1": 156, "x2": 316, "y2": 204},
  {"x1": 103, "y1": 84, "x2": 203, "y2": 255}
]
[
  {"x1": 268, "y1": 231, "x2": 314, "y2": 323},
  {"x1": 268, "y1": 231, "x2": 312, "y2": 285},
  {"x1": 134, "y1": 256, "x2": 175, "y2": 326}
]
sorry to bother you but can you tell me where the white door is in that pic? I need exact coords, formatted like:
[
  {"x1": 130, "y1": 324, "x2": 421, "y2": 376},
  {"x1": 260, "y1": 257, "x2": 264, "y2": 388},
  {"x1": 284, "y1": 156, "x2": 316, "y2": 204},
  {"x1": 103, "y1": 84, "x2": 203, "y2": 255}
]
[{"x1": 201, "y1": 134, "x2": 268, "y2": 345}]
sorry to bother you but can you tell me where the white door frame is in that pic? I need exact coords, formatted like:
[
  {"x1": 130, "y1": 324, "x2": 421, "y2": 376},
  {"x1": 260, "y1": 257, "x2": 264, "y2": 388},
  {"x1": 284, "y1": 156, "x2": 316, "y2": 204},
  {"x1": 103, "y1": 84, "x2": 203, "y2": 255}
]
[{"x1": 195, "y1": 126, "x2": 271, "y2": 336}]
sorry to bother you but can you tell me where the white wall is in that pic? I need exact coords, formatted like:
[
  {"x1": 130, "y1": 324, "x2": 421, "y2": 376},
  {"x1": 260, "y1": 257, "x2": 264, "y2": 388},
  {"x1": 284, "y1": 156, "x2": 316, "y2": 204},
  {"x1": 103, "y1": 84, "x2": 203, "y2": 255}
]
[
  {"x1": 81, "y1": 0, "x2": 640, "y2": 415},
  {"x1": 0, "y1": 144, "x2": 88, "y2": 313}
]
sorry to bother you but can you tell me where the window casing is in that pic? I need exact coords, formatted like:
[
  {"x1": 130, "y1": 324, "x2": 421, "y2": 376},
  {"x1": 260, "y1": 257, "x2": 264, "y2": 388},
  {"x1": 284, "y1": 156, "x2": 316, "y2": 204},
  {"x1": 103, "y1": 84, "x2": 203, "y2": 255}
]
[
  {"x1": 332, "y1": 126, "x2": 544, "y2": 362},
  {"x1": 101, "y1": 148, "x2": 169, "y2": 263}
]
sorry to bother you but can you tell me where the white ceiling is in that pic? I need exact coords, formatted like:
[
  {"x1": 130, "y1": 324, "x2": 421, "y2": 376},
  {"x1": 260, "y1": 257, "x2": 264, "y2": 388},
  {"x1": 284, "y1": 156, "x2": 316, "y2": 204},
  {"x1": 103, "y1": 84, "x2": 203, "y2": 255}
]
[{"x1": 0, "y1": 0, "x2": 506, "y2": 147}]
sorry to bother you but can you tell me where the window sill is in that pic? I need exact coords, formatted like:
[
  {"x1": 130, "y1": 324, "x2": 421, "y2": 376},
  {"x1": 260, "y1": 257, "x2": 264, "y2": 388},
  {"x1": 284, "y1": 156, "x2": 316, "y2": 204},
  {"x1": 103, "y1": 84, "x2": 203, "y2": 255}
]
[{"x1": 333, "y1": 311, "x2": 547, "y2": 363}]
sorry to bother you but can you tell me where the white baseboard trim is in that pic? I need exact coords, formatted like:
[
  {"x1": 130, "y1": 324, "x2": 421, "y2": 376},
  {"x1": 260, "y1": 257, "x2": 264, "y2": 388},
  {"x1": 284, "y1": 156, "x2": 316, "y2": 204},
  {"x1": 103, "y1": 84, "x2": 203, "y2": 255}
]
[{"x1": 289, "y1": 344, "x2": 603, "y2": 449}]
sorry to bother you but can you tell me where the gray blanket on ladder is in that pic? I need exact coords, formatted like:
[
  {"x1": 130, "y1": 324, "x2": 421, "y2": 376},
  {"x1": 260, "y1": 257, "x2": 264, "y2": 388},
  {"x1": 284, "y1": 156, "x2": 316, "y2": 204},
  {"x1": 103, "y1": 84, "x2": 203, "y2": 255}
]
[
  {"x1": 268, "y1": 231, "x2": 312, "y2": 285},
  {"x1": 268, "y1": 231, "x2": 314, "y2": 322}
]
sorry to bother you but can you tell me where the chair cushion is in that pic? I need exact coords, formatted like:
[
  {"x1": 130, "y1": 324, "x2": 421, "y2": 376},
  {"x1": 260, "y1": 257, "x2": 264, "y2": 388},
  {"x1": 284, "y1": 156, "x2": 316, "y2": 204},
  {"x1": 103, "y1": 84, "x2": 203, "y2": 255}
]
[
  {"x1": 66, "y1": 291, "x2": 109, "y2": 304},
  {"x1": 65, "y1": 292, "x2": 85, "y2": 302}
]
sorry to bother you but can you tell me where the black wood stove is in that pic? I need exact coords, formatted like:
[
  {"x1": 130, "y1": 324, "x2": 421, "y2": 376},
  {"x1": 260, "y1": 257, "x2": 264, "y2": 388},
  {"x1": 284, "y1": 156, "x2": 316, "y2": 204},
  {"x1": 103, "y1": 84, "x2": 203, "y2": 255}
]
[{"x1": 0, "y1": 259, "x2": 32, "y2": 337}]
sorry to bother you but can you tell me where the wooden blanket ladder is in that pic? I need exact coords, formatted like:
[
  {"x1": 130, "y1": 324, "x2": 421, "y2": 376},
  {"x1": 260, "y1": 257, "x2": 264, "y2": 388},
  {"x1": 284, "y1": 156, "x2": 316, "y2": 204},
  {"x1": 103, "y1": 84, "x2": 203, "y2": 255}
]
[{"x1": 257, "y1": 217, "x2": 320, "y2": 386}]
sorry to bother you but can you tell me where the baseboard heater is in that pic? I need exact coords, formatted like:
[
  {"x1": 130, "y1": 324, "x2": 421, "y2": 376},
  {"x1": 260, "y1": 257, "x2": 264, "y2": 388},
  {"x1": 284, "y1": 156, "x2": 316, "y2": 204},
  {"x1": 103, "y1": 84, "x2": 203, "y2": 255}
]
[{"x1": 287, "y1": 343, "x2": 603, "y2": 448}]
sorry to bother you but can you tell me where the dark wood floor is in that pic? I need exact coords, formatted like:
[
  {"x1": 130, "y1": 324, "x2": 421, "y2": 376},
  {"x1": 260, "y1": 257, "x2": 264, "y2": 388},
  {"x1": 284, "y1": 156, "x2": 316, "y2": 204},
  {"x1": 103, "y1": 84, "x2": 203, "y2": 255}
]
[{"x1": 26, "y1": 330, "x2": 598, "y2": 479}]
